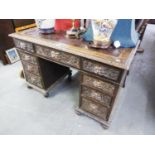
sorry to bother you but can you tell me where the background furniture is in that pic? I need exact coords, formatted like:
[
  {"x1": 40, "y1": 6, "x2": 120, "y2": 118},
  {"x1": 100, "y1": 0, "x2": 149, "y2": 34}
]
[
  {"x1": 136, "y1": 19, "x2": 150, "y2": 40},
  {"x1": 0, "y1": 19, "x2": 35, "y2": 65},
  {"x1": 10, "y1": 28, "x2": 139, "y2": 128}
]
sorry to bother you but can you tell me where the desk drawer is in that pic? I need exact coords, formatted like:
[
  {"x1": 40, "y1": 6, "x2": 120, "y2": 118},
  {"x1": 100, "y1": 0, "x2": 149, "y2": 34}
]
[
  {"x1": 82, "y1": 59, "x2": 121, "y2": 81},
  {"x1": 25, "y1": 72, "x2": 43, "y2": 88},
  {"x1": 14, "y1": 39, "x2": 34, "y2": 53},
  {"x1": 35, "y1": 45, "x2": 51, "y2": 57},
  {"x1": 18, "y1": 50, "x2": 37, "y2": 65},
  {"x1": 80, "y1": 97, "x2": 109, "y2": 120},
  {"x1": 35, "y1": 45, "x2": 80, "y2": 69},
  {"x1": 82, "y1": 74, "x2": 117, "y2": 96},
  {"x1": 81, "y1": 86, "x2": 112, "y2": 107},
  {"x1": 59, "y1": 52, "x2": 80, "y2": 69},
  {"x1": 22, "y1": 61, "x2": 40, "y2": 76}
]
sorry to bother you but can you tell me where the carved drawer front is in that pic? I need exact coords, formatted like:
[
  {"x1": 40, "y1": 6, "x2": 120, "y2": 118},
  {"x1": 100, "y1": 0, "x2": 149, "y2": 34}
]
[
  {"x1": 59, "y1": 53, "x2": 80, "y2": 69},
  {"x1": 35, "y1": 45, "x2": 80, "y2": 69},
  {"x1": 81, "y1": 86, "x2": 112, "y2": 107},
  {"x1": 14, "y1": 39, "x2": 34, "y2": 53},
  {"x1": 18, "y1": 50, "x2": 37, "y2": 65},
  {"x1": 35, "y1": 45, "x2": 51, "y2": 57},
  {"x1": 80, "y1": 98, "x2": 109, "y2": 120},
  {"x1": 25, "y1": 72, "x2": 43, "y2": 88},
  {"x1": 22, "y1": 61, "x2": 40, "y2": 76},
  {"x1": 82, "y1": 59, "x2": 121, "y2": 81},
  {"x1": 82, "y1": 74, "x2": 117, "y2": 96}
]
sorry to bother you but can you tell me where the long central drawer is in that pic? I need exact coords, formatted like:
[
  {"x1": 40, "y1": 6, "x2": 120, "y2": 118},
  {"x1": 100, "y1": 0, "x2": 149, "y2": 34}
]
[{"x1": 35, "y1": 45, "x2": 80, "y2": 69}]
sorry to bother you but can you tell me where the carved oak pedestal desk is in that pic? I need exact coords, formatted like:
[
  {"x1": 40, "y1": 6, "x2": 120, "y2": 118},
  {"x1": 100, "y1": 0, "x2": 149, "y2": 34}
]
[{"x1": 9, "y1": 28, "x2": 139, "y2": 128}]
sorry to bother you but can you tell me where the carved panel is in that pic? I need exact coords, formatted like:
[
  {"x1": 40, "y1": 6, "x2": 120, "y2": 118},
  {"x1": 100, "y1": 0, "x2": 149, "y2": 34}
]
[
  {"x1": 35, "y1": 45, "x2": 80, "y2": 69},
  {"x1": 82, "y1": 86, "x2": 112, "y2": 107},
  {"x1": 18, "y1": 50, "x2": 37, "y2": 65},
  {"x1": 14, "y1": 39, "x2": 34, "y2": 53},
  {"x1": 35, "y1": 45, "x2": 51, "y2": 57},
  {"x1": 82, "y1": 74, "x2": 117, "y2": 96},
  {"x1": 22, "y1": 61, "x2": 40, "y2": 76},
  {"x1": 59, "y1": 53, "x2": 80, "y2": 69},
  {"x1": 82, "y1": 59, "x2": 121, "y2": 81},
  {"x1": 25, "y1": 72, "x2": 43, "y2": 88},
  {"x1": 80, "y1": 97, "x2": 108, "y2": 120}
]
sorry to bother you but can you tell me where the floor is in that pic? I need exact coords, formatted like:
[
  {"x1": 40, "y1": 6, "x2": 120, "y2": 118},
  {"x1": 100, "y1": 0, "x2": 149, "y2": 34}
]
[{"x1": 0, "y1": 24, "x2": 155, "y2": 135}]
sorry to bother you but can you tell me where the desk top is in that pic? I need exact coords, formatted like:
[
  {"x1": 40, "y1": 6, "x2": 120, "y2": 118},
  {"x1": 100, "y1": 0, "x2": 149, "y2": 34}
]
[{"x1": 9, "y1": 28, "x2": 139, "y2": 70}]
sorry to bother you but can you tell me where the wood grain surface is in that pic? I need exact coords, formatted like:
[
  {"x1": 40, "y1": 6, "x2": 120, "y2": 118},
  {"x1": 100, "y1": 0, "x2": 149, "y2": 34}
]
[{"x1": 9, "y1": 28, "x2": 139, "y2": 70}]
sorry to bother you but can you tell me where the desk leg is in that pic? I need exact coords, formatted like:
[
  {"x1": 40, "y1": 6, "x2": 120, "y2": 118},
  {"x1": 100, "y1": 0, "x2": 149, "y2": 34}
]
[
  {"x1": 67, "y1": 69, "x2": 72, "y2": 81},
  {"x1": 137, "y1": 47, "x2": 144, "y2": 53},
  {"x1": 27, "y1": 85, "x2": 33, "y2": 89}
]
